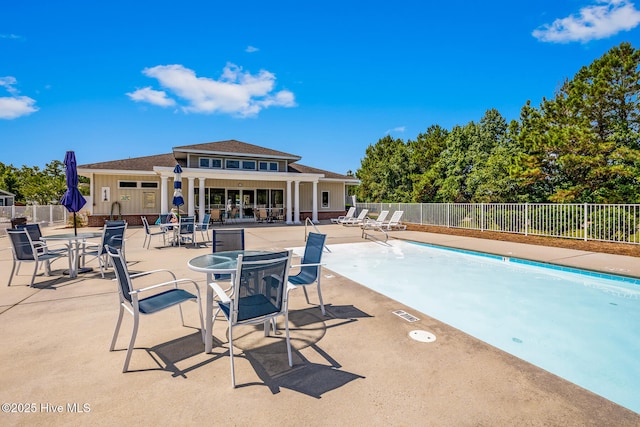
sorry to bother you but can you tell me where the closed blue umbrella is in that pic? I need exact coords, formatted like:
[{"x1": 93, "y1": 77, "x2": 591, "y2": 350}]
[
  {"x1": 172, "y1": 164, "x2": 184, "y2": 208},
  {"x1": 60, "y1": 151, "x2": 87, "y2": 236}
]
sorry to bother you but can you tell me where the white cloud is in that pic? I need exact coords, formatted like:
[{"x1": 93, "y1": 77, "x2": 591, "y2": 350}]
[
  {"x1": 385, "y1": 126, "x2": 406, "y2": 135},
  {"x1": 126, "y1": 86, "x2": 176, "y2": 107},
  {"x1": 0, "y1": 76, "x2": 38, "y2": 119},
  {"x1": 533, "y1": 0, "x2": 640, "y2": 43},
  {"x1": 0, "y1": 34, "x2": 23, "y2": 40},
  {"x1": 131, "y1": 63, "x2": 296, "y2": 117},
  {"x1": 245, "y1": 45, "x2": 259, "y2": 53}
]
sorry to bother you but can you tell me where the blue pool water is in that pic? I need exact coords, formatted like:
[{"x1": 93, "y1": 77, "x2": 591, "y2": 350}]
[{"x1": 316, "y1": 240, "x2": 640, "y2": 413}]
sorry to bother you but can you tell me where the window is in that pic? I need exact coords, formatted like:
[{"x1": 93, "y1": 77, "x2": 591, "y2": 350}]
[
  {"x1": 322, "y1": 191, "x2": 330, "y2": 208},
  {"x1": 226, "y1": 159, "x2": 240, "y2": 169},
  {"x1": 242, "y1": 160, "x2": 256, "y2": 170},
  {"x1": 118, "y1": 181, "x2": 158, "y2": 189},
  {"x1": 199, "y1": 157, "x2": 222, "y2": 168},
  {"x1": 259, "y1": 161, "x2": 279, "y2": 171}
]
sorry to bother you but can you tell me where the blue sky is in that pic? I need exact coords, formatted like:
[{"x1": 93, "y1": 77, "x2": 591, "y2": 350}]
[{"x1": 2, "y1": 1, "x2": 640, "y2": 175}]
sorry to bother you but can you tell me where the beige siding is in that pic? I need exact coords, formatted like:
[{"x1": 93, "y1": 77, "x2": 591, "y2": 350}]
[
  {"x1": 298, "y1": 182, "x2": 344, "y2": 211},
  {"x1": 92, "y1": 175, "x2": 164, "y2": 215}
]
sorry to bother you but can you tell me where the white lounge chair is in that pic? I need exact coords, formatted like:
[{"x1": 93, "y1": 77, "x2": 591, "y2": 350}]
[
  {"x1": 362, "y1": 210, "x2": 389, "y2": 228},
  {"x1": 342, "y1": 209, "x2": 369, "y2": 226},
  {"x1": 382, "y1": 211, "x2": 406, "y2": 230},
  {"x1": 331, "y1": 206, "x2": 356, "y2": 224}
]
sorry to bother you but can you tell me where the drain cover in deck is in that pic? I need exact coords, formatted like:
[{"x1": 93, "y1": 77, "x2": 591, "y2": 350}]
[{"x1": 409, "y1": 330, "x2": 436, "y2": 343}]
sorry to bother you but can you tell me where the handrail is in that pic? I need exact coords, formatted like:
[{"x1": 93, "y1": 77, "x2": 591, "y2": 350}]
[
  {"x1": 360, "y1": 219, "x2": 389, "y2": 243},
  {"x1": 304, "y1": 217, "x2": 331, "y2": 252}
]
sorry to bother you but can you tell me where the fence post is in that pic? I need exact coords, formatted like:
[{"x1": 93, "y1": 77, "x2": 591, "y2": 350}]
[
  {"x1": 525, "y1": 203, "x2": 528, "y2": 236},
  {"x1": 480, "y1": 203, "x2": 485, "y2": 231},
  {"x1": 447, "y1": 203, "x2": 450, "y2": 228},
  {"x1": 584, "y1": 203, "x2": 588, "y2": 242}
]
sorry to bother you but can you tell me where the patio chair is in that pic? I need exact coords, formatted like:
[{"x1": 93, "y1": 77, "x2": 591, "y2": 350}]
[
  {"x1": 382, "y1": 211, "x2": 407, "y2": 230},
  {"x1": 210, "y1": 250, "x2": 293, "y2": 387},
  {"x1": 212, "y1": 228, "x2": 245, "y2": 253},
  {"x1": 212, "y1": 228, "x2": 245, "y2": 281},
  {"x1": 331, "y1": 206, "x2": 356, "y2": 224},
  {"x1": 15, "y1": 223, "x2": 67, "y2": 256},
  {"x1": 7, "y1": 228, "x2": 66, "y2": 287},
  {"x1": 177, "y1": 216, "x2": 196, "y2": 246},
  {"x1": 252, "y1": 208, "x2": 265, "y2": 223},
  {"x1": 288, "y1": 232, "x2": 328, "y2": 315},
  {"x1": 106, "y1": 245, "x2": 204, "y2": 373},
  {"x1": 210, "y1": 209, "x2": 223, "y2": 225},
  {"x1": 83, "y1": 224, "x2": 127, "y2": 278},
  {"x1": 105, "y1": 220, "x2": 127, "y2": 227},
  {"x1": 141, "y1": 216, "x2": 167, "y2": 249},
  {"x1": 342, "y1": 209, "x2": 369, "y2": 226},
  {"x1": 195, "y1": 213, "x2": 212, "y2": 242}
]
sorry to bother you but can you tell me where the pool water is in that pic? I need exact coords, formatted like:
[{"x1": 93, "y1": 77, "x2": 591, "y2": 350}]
[{"x1": 315, "y1": 240, "x2": 640, "y2": 413}]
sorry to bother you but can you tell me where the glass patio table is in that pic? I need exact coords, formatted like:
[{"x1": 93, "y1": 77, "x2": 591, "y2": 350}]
[{"x1": 41, "y1": 232, "x2": 102, "y2": 278}]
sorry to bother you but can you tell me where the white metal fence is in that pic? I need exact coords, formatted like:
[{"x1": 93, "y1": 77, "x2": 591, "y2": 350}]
[
  {"x1": 356, "y1": 203, "x2": 640, "y2": 245},
  {"x1": 0, "y1": 205, "x2": 71, "y2": 236}
]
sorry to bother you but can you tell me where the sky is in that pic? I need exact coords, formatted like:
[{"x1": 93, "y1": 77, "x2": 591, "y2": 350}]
[{"x1": 2, "y1": 0, "x2": 640, "y2": 176}]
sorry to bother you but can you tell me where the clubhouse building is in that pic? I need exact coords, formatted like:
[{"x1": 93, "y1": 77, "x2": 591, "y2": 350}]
[{"x1": 78, "y1": 140, "x2": 358, "y2": 226}]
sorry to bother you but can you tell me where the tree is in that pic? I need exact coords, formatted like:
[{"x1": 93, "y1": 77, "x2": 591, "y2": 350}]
[{"x1": 515, "y1": 42, "x2": 640, "y2": 203}]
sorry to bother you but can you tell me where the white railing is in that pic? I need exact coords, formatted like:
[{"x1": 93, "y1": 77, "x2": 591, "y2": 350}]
[
  {"x1": 0, "y1": 205, "x2": 71, "y2": 236},
  {"x1": 356, "y1": 203, "x2": 640, "y2": 245}
]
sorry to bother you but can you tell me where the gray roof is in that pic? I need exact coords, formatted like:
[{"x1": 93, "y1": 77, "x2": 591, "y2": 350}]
[
  {"x1": 174, "y1": 140, "x2": 301, "y2": 161},
  {"x1": 78, "y1": 140, "x2": 355, "y2": 180}
]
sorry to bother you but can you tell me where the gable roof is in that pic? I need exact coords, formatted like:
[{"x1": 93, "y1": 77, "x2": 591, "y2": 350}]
[
  {"x1": 79, "y1": 153, "x2": 180, "y2": 171},
  {"x1": 77, "y1": 144, "x2": 356, "y2": 181},
  {"x1": 173, "y1": 140, "x2": 301, "y2": 161}
]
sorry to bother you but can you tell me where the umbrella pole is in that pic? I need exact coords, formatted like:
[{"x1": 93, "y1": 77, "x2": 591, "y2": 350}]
[{"x1": 74, "y1": 212, "x2": 77, "y2": 236}]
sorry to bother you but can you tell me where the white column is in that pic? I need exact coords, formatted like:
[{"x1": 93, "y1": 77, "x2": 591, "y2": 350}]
[
  {"x1": 198, "y1": 177, "x2": 206, "y2": 221},
  {"x1": 312, "y1": 181, "x2": 319, "y2": 223},
  {"x1": 188, "y1": 177, "x2": 195, "y2": 217},
  {"x1": 294, "y1": 181, "x2": 301, "y2": 224},
  {"x1": 161, "y1": 176, "x2": 168, "y2": 214},
  {"x1": 286, "y1": 180, "x2": 293, "y2": 224}
]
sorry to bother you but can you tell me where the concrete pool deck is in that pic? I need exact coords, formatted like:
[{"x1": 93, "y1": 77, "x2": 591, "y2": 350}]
[{"x1": 1, "y1": 222, "x2": 639, "y2": 426}]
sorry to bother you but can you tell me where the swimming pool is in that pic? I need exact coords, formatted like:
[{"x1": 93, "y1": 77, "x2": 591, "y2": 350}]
[{"x1": 316, "y1": 240, "x2": 640, "y2": 413}]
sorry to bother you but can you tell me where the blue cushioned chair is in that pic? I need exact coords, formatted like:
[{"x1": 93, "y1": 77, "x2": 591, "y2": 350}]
[
  {"x1": 210, "y1": 250, "x2": 293, "y2": 387},
  {"x1": 106, "y1": 245, "x2": 204, "y2": 372},
  {"x1": 288, "y1": 232, "x2": 328, "y2": 315}
]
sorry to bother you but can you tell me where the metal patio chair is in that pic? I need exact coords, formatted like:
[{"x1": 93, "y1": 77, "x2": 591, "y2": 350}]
[
  {"x1": 210, "y1": 250, "x2": 293, "y2": 387},
  {"x1": 106, "y1": 245, "x2": 204, "y2": 372},
  {"x1": 288, "y1": 232, "x2": 328, "y2": 315},
  {"x1": 7, "y1": 228, "x2": 66, "y2": 287}
]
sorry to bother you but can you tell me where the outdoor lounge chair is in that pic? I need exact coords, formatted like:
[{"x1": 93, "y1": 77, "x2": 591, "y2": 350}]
[
  {"x1": 331, "y1": 206, "x2": 356, "y2": 224},
  {"x1": 210, "y1": 250, "x2": 293, "y2": 387},
  {"x1": 382, "y1": 211, "x2": 407, "y2": 230},
  {"x1": 106, "y1": 245, "x2": 204, "y2": 373},
  {"x1": 288, "y1": 232, "x2": 328, "y2": 315},
  {"x1": 7, "y1": 228, "x2": 66, "y2": 287},
  {"x1": 341, "y1": 209, "x2": 369, "y2": 226},
  {"x1": 361, "y1": 210, "x2": 389, "y2": 228},
  {"x1": 141, "y1": 216, "x2": 167, "y2": 249}
]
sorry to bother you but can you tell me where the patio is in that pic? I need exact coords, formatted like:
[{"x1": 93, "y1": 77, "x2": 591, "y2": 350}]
[{"x1": 1, "y1": 223, "x2": 639, "y2": 426}]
